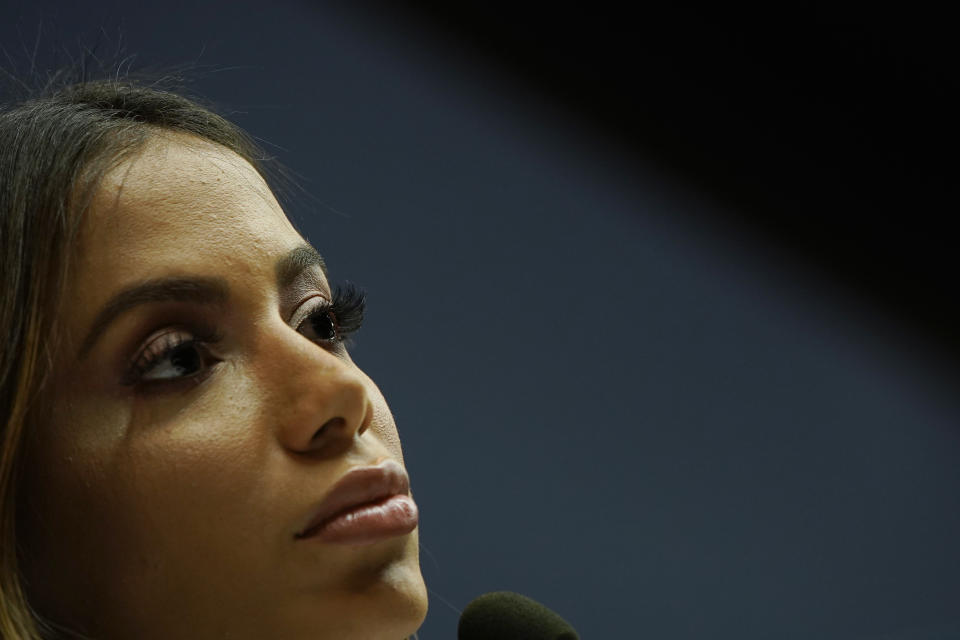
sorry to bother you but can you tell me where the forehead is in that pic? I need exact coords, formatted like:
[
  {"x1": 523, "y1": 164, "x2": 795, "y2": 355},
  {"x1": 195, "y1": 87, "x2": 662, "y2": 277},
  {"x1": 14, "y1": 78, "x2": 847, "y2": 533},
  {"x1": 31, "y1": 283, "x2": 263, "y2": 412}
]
[
  {"x1": 79, "y1": 132, "x2": 299, "y2": 273},
  {"x1": 62, "y1": 133, "x2": 305, "y2": 340}
]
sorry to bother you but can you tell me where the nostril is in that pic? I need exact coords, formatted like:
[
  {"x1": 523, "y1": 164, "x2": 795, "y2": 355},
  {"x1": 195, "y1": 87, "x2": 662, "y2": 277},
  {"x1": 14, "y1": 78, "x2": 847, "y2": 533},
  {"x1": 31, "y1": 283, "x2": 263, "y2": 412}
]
[{"x1": 312, "y1": 417, "x2": 345, "y2": 442}]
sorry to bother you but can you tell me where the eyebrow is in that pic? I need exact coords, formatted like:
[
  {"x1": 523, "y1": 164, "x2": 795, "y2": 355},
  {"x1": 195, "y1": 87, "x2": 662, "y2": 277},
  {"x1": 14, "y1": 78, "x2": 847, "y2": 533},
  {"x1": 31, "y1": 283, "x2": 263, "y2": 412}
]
[
  {"x1": 275, "y1": 244, "x2": 328, "y2": 290},
  {"x1": 77, "y1": 243, "x2": 327, "y2": 361}
]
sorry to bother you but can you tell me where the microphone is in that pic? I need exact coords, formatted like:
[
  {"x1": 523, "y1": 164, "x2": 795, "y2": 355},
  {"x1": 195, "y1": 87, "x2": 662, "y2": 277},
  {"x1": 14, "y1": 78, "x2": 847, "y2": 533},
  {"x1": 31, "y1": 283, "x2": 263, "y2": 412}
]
[{"x1": 457, "y1": 591, "x2": 580, "y2": 640}]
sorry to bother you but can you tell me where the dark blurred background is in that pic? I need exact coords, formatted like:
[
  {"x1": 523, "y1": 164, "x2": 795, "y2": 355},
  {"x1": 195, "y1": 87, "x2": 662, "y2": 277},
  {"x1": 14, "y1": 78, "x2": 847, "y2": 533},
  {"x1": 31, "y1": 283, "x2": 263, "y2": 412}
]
[{"x1": 2, "y1": 1, "x2": 958, "y2": 638}]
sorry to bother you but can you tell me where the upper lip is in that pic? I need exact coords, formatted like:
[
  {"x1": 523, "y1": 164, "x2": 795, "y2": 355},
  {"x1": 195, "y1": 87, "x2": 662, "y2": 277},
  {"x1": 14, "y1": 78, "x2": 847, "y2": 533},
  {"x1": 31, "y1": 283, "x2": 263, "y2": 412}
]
[{"x1": 296, "y1": 458, "x2": 410, "y2": 539}]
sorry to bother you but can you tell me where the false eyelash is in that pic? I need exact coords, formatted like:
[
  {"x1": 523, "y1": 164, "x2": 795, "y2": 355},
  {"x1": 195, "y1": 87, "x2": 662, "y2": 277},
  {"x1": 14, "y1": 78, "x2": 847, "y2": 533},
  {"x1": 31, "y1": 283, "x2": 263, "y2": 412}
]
[
  {"x1": 123, "y1": 283, "x2": 366, "y2": 389},
  {"x1": 123, "y1": 325, "x2": 224, "y2": 387},
  {"x1": 320, "y1": 282, "x2": 366, "y2": 339}
]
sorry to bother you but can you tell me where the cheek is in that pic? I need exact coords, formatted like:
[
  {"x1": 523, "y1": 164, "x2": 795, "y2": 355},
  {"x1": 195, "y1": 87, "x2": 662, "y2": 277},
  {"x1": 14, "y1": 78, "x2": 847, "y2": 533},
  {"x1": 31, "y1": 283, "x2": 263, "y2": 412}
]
[
  {"x1": 95, "y1": 381, "x2": 275, "y2": 546},
  {"x1": 20, "y1": 379, "x2": 276, "y2": 610}
]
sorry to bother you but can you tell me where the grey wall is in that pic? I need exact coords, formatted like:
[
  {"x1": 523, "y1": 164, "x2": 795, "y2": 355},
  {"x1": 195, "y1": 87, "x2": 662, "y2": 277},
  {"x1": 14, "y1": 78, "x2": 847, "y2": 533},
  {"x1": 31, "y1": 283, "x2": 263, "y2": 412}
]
[{"x1": 3, "y1": 1, "x2": 959, "y2": 638}]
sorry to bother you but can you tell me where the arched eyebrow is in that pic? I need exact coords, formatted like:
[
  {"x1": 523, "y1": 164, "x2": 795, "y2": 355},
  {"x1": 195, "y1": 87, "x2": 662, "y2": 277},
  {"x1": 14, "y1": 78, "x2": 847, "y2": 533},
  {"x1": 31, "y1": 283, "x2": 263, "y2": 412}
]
[
  {"x1": 77, "y1": 244, "x2": 328, "y2": 362},
  {"x1": 275, "y1": 244, "x2": 328, "y2": 290}
]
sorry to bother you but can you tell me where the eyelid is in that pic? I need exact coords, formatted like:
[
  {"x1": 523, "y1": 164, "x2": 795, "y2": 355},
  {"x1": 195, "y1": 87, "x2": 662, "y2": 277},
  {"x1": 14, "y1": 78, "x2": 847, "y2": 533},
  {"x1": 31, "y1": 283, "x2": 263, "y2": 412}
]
[
  {"x1": 130, "y1": 328, "x2": 192, "y2": 371},
  {"x1": 283, "y1": 271, "x2": 332, "y2": 319},
  {"x1": 123, "y1": 322, "x2": 223, "y2": 387},
  {"x1": 288, "y1": 294, "x2": 331, "y2": 329}
]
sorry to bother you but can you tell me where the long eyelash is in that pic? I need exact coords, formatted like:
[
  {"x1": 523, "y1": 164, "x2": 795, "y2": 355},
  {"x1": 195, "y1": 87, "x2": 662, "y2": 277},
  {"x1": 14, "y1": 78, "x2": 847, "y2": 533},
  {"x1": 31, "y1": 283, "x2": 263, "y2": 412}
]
[
  {"x1": 124, "y1": 325, "x2": 222, "y2": 386},
  {"x1": 316, "y1": 283, "x2": 366, "y2": 339},
  {"x1": 125, "y1": 285, "x2": 365, "y2": 387}
]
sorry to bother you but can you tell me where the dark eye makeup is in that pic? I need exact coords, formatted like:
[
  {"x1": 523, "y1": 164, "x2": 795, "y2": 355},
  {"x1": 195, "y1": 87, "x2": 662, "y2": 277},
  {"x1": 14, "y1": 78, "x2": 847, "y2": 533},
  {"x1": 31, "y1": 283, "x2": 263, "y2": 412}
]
[{"x1": 122, "y1": 283, "x2": 366, "y2": 389}]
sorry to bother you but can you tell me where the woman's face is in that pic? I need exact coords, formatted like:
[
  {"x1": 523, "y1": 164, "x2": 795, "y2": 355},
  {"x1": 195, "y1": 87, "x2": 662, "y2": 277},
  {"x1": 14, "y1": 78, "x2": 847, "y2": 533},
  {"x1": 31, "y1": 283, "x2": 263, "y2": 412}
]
[{"x1": 18, "y1": 133, "x2": 427, "y2": 639}]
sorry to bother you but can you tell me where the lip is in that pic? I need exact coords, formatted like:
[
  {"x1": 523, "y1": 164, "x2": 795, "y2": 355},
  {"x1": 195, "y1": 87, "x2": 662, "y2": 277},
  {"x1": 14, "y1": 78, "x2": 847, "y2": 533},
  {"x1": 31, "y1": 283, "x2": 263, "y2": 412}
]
[{"x1": 295, "y1": 458, "x2": 418, "y2": 544}]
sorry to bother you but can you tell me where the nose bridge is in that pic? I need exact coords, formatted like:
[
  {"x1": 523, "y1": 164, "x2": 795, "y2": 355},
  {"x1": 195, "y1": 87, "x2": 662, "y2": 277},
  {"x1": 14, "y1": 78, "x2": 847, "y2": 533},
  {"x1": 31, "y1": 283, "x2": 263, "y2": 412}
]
[{"x1": 259, "y1": 323, "x2": 372, "y2": 455}]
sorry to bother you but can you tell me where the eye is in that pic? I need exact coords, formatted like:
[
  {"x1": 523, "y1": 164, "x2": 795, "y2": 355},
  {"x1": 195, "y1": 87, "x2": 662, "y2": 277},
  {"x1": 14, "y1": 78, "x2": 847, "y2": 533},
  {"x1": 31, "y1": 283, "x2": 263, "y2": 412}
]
[
  {"x1": 295, "y1": 284, "x2": 366, "y2": 346},
  {"x1": 125, "y1": 328, "x2": 221, "y2": 386},
  {"x1": 299, "y1": 306, "x2": 338, "y2": 343}
]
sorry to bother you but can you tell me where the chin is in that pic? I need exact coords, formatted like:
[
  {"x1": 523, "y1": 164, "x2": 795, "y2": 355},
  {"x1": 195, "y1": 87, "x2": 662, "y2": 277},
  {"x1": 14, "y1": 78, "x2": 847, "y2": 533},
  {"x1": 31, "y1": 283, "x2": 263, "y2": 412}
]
[
  {"x1": 367, "y1": 548, "x2": 429, "y2": 640},
  {"x1": 316, "y1": 538, "x2": 428, "y2": 640}
]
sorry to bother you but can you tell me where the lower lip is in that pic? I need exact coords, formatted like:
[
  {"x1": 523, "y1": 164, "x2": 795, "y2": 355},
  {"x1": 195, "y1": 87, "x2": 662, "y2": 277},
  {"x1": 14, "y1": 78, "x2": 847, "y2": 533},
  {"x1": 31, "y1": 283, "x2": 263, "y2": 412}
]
[{"x1": 303, "y1": 494, "x2": 419, "y2": 546}]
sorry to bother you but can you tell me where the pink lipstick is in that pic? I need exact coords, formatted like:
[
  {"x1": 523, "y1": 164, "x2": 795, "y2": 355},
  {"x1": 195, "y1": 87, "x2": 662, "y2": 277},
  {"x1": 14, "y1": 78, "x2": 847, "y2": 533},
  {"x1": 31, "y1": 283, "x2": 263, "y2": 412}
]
[{"x1": 296, "y1": 459, "x2": 419, "y2": 545}]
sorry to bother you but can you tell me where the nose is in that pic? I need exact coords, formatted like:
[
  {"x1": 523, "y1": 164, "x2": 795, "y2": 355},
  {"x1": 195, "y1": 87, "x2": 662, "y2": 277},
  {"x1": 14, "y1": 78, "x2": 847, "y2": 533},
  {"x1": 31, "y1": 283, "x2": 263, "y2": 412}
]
[{"x1": 264, "y1": 328, "x2": 374, "y2": 456}]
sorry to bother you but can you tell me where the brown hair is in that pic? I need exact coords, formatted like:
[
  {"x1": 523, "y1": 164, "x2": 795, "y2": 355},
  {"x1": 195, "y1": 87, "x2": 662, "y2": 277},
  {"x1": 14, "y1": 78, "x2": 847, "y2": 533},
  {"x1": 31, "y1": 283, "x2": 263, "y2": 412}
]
[{"x1": 0, "y1": 77, "x2": 279, "y2": 639}]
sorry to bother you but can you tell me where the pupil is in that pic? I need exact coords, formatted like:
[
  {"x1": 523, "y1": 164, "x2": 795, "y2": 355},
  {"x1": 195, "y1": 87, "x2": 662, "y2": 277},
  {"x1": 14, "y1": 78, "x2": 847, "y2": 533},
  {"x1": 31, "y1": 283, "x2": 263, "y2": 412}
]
[
  {"x1": 170, "y1": 344, "x2": 201, "y2": 374},
  {"x1": 312, "y1": 312, "x2": 336, "y2": 340}
]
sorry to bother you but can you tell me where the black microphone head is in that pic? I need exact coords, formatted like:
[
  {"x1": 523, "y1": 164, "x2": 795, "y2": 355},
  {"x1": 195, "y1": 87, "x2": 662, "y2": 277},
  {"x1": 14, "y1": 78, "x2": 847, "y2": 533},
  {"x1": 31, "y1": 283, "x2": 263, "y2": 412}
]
[{"x1": 457, "y1": 591, "x2": 580, "y2": 640}]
